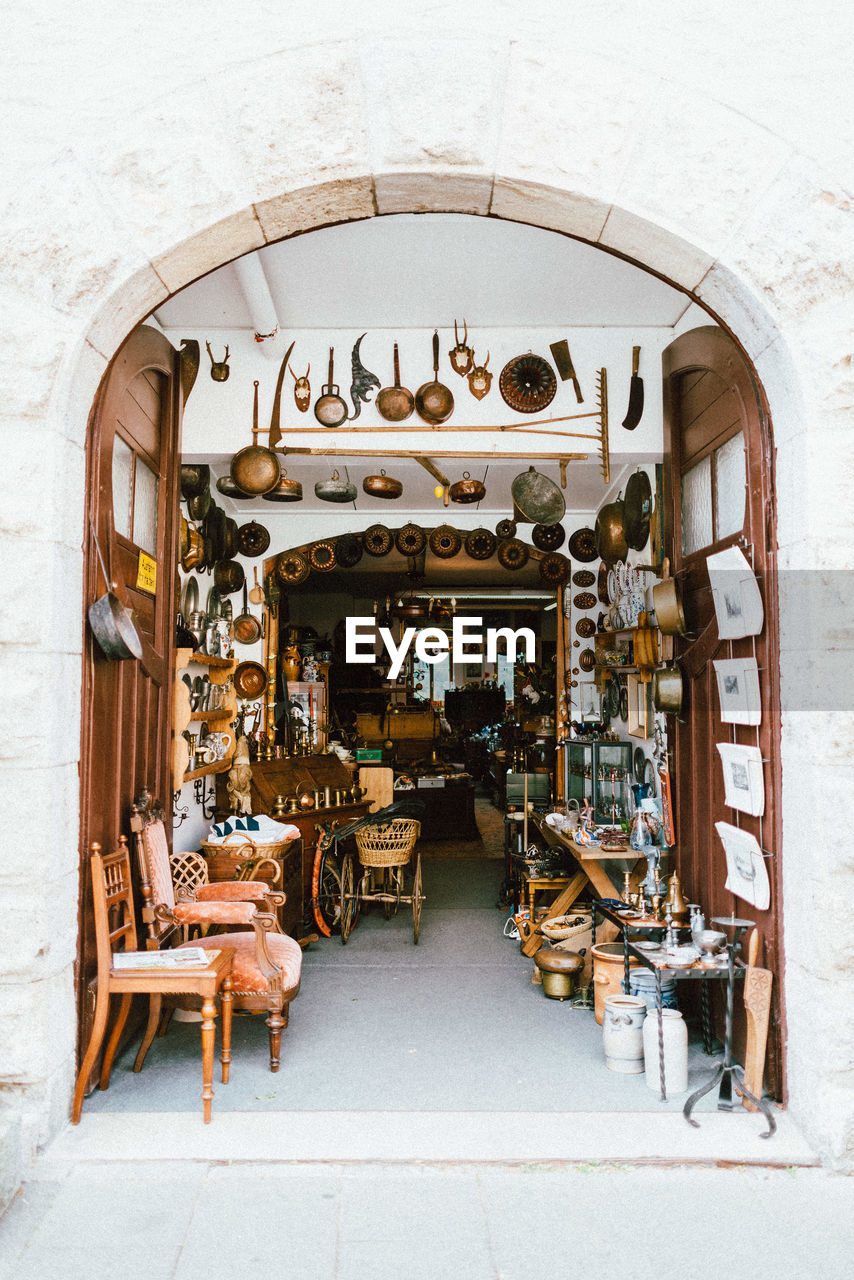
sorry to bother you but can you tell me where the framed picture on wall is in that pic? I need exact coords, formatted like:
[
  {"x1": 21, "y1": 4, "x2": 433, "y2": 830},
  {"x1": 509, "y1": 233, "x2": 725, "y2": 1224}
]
[
  {"x1": 578, "y1": 683, "x2": 600, "y2": 719},
  {"x1": 627, "y1": 674, "x2": 653, "y2": 739},
  {"x1": 713, "y1": 656, "x2": 762, "y2": 725},
  {"x1": 716, "y1": 741, "x2": 765, "y2": 815},
  {"x1": 715, "y1": 820, "x2": 771, "y2": 910},
  {"x1": 706, "y1": 546, "x2": 764, "y2": 639}
]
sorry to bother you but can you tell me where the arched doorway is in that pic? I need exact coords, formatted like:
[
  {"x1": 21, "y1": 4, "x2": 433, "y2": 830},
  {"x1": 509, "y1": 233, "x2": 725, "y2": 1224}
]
[{"x1": 78, "y1": 209, "x2": 788, "y2": 1131}]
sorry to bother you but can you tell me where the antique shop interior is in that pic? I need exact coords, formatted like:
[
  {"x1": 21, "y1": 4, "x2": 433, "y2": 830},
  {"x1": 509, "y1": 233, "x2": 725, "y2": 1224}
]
[{"x1": 77, "y1": 213, "x2": 782, "y2": 1133}]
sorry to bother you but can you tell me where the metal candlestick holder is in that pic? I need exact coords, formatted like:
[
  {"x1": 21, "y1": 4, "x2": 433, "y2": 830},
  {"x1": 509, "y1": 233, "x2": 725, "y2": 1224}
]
[{"x1": 682, "y1": 915, "x2": 776, "y2": 1139}]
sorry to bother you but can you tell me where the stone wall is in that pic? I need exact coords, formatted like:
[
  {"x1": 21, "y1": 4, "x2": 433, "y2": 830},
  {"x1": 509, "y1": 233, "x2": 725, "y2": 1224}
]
[{"x1": 1, "y1": 2, "x2": 852, "y2": 1200}]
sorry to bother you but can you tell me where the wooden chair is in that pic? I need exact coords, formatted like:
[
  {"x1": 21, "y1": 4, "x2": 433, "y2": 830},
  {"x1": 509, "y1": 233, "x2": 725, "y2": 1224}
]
[
  {"x1": 131, "y1": 789, "x2": 303, "y2": 1072},
  {"x1": 71, "y1": 838, "x2": 234, "y2": 1124}
]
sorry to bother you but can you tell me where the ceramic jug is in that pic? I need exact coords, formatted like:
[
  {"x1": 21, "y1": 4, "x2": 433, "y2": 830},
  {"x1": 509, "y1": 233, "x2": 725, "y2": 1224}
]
[
  {"x1": 643, "y1": 1009, "x2": 688, "y2": 1094},
  {"x1": 602, "y1": 994, "x2": 647, "y2": 1073}
]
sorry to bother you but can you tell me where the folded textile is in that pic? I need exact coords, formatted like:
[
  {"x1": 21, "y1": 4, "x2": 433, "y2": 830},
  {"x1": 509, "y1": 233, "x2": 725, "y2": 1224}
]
[{"x1": 206, "y1": 813, "x2": 300, "y2": 845}]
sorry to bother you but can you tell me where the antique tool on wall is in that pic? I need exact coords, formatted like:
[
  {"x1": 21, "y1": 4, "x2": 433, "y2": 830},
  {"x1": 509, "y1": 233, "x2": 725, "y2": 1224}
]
[
  {"x1": 267, "y1": 339, "x2": 295, "y2": 449},
  {"x1": 499, "y1": 352, "x2": 557, "y2": 413},
  {"x1": 290, "y1": 363, "x2": 311, "y2": 412},
  {"x1": 347, "y1": 333, "x2": 380, "y2": 419},
  {"x1": 415, "y1": 331, "x2": 454, "y2": 424},
  {"x1": 314, "y1": 348, "x2": 349, "y2": 426},
  {"x1": 621, "y1": 346, "x2": 644, "y2": 430},
  {"x1": 206, "y1": 341, "x2": 230, "y2": 382},
  {"x1": 467, "y1": 351, "x2": 492, "y2": 400},
  {"x1": 231, "y1": 381, "x2": 280, "y2": 494},
  {"x1": 448, "y1": 320, "x2": 473, "y2": 376},
  {"x1": 549, "y1": 339, "x2": 583, "y2": 403},
  {"x1": 376, "y1": 343, "x2": 414, "y2": 422}
]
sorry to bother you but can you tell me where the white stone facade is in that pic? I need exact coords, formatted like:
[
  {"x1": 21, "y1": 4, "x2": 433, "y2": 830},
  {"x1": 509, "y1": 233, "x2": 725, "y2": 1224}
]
[{"x1": 0, "y1": 2, "x2": 852, "y2": 1198}]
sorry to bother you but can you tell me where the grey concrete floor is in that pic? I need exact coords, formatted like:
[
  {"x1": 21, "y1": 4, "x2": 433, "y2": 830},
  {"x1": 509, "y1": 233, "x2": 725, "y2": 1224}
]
[
  {"x1": 2, "y1": 1161, "x2": 853, "y2": 1279},
  {"x1": 80, "y1": 858, "x2": 720, "y2": 1115}
]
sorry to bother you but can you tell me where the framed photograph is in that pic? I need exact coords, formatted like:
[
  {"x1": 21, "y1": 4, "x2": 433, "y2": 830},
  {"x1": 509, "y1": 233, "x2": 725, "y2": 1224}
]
[
  {"x1": 627, "y1": 674, "x2": 653, "y2": 739},
  {"x1": 715, "y1": 820, "x2": 771, "y2": 911},
  {"x1": 716, "y1": 741, "x2": 765, "y2": 815},
  {"x1": 713, "y1": 657, "x2": 762, "y2": 725},
  {"x1": 706, "y1": 546, "x2": 764, "y2": 639},
  {"x1": 578, "y1": 682, "x2": 600, "y2": 719}
]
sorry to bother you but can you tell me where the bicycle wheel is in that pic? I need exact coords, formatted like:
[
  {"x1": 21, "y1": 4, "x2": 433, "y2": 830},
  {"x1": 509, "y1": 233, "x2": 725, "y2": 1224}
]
[
  {"x1": 340, "y1": 854, "x2": 356, "y2": 945},
  {"x1": 411, "y1": 851, "x2": 423, "y2": 945}
]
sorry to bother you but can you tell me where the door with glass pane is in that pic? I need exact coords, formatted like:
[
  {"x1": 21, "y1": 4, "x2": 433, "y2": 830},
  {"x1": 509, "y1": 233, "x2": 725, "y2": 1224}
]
[
  {"x1": 78, "y1": 324, "x2": 183, "y2": 1066},
  {"x1": 663, "y1": 325, "x2": 784, "y2": 1099}
]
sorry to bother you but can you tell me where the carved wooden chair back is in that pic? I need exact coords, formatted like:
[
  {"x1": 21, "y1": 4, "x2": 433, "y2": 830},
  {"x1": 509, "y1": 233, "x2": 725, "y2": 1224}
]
[
  {"x1": 91, "y1": 836, "x2": 139, "y2": 974},
  {"x1": 130, "y1": 786, "x2": 178, "y2": 947}
]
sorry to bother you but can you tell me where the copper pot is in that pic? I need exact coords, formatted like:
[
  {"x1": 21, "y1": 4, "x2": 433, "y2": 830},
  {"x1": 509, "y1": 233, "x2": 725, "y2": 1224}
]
[
  {"x1": 652, "y1": 577, "x2": 687, "y2": 635},
  {"x1": 449, "y1": 472, "x2": 486, "y2": 504},
  {"x1": 362, "y1": 469, "x2": 403, "y2": 499},
  {"x1": 180, "y1": 464, "x2": 210, "y2": 500},
  {"x1": 595, "y1": 494, "x2": 628, "y2": 565},
  {"x1": 652, "y1": 665, "x2": 683, "y2": 715},
  {"x1": 213, "y1": 559, "x2": 245, "y2": 595},
  {"x1": 262, "y1": 468, "x2": 303, "y2": 503},
  {"x1": 181, "y1": 522, "x2": 204, "y2": 571}
]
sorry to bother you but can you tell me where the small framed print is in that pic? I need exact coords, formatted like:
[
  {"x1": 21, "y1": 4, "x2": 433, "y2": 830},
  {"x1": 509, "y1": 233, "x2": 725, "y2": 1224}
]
[
  {"x1": 579, "y1": 682, "x2": 600, "y2": 720},
  {"x1": 713, "y1": 657, "x2": 762, "y2": 725},
  {"x1": 715, "y1": 820, "x2": 770, "y2": 911},
  {"x1": 627, "y1": 674, "x2": 653, "y2": 739},
  {"x1": 716, "y1": 741, "x2": 764, "y2": 816},
  {"x1": 706, "y1": 546, "x2": 764, "y2": 639}
]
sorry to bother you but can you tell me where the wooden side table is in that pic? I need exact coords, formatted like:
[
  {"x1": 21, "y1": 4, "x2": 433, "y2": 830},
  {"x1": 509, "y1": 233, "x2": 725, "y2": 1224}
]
[{"x1": 520, "y1": 870, "x2": 576, "y2": 925}]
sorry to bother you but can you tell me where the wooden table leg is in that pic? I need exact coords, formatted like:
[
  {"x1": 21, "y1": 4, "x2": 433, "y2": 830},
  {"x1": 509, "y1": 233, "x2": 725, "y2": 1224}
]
[
  {"x1": 220, "y1": 976, "x2": 233, "y2": 1085},
  {"x1": 200, "y1": 995, "x2": 217, "y2": 1123}
]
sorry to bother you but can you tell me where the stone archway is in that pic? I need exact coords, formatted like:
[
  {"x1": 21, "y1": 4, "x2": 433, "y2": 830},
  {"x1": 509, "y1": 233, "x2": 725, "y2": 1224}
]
[{"x1": 2, "y1": 31, "x2": 852, "y2": 1181}]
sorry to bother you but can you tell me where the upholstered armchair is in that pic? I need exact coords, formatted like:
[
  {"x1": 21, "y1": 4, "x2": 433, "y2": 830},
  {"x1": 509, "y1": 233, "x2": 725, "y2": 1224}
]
[{"x1": 131, "y1": 789, "x2": 302, "y2": 1072}]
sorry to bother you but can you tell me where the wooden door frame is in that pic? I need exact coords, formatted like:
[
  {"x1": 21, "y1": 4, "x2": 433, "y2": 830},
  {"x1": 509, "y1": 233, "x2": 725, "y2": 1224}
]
[{"x1": 662, "y1": 324, "x2": 786, "y2": 1099}]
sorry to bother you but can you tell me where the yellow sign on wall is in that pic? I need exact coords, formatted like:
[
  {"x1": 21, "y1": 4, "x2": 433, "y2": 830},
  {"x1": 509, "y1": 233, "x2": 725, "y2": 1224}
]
[{"x1": 136, "y1": 552, "x2": 157, "y2": 594}]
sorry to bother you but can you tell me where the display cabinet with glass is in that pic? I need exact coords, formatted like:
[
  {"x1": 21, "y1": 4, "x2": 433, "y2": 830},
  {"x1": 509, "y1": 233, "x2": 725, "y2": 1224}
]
[{"x1": 564, "y1": 739, "x2": 633, "y2": 824}]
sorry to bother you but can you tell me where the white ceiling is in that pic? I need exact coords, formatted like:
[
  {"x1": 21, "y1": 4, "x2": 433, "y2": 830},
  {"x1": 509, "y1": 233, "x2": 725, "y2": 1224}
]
[{"x1": 155, "y1": 213, "x2": 692, "y2": 331}]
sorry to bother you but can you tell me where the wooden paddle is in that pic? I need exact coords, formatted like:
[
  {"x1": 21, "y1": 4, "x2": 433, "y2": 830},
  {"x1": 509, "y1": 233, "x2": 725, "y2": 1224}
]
[{"x1": 741, "y1": 927, "x2": 773, "y2": 1112}]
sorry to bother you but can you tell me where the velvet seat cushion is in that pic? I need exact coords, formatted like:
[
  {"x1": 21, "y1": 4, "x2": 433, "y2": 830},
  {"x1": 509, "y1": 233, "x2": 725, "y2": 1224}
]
[{"x1": 180, "y1": 932, "x2": 302, "y2": 999}]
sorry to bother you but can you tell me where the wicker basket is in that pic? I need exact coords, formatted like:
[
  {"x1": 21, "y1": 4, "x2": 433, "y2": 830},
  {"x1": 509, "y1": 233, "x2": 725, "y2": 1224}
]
[
  {"x1": 200, "y1": 836, "x2": 290, "y2": 883},
  {"x1": 354, "y1": 819, "x2": 420, "y2": 868},
  {"x1": 540, "y1": 911, "x2": 592, "y2": 943}
]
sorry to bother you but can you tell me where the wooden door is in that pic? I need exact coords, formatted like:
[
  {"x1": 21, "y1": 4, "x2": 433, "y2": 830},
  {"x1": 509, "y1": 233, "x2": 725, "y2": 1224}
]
[
  {"x1": 663, "y1": 326, "x2": 785, "y2": 1099},
  {"x1": 78, "y1": 325, "x2": 184, "y2": 1060}
]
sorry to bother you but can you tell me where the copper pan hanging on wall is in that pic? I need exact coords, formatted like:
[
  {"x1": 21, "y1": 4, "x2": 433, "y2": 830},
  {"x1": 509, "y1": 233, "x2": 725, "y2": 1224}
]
[
  {"x1": 363, "y1": 469, "x2": 403, "y2": 499},
  {"x1": 230, "y1": 381, "x2": 280, "y2": 495},
  {"x1": 511, "y1": 467, "x2": 566, "y2": 527}
]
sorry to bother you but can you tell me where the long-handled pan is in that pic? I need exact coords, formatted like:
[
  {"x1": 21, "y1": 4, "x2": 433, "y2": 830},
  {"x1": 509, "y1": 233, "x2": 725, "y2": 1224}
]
[
  {"x1": 415, "y1": 331, "x2": 454, "y2": 424},
  {"x1": 376, "y1": 343, "x2": 414, "y2": 422},
  {"x1": 314, "y1": 348, "x2": 349, "y2": 427},
  {"x1": 233, "y1": 582, "x2": 263, "y2": 645}
]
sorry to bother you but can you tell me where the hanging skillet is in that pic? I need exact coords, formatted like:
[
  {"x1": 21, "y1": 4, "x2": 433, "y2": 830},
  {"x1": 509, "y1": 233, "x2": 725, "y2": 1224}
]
[
  {"x1": 233, "y1": 582, "x2": 263, "y2": 645},
  {"x1": 623, "y1": 469, "x2": 653, "y2": 550},
  {"x1": 376, "y1": 343, "x2": 414, "y2": 422},
  {"x1": 314, "y1": 348, "x2": 349, "y2": 427},
  {"x1": 230, "y1": 381, "x2": 280, "y2": 495},
  {"x1": 511, "y1": 466, "x2": 565, "y2": 526},
  {"x1": 499, "y1": 352, "x2": 557, "y2": 413},
  {"x1": 415, "y1": 331, "x2": 454, "y2": 424}
]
